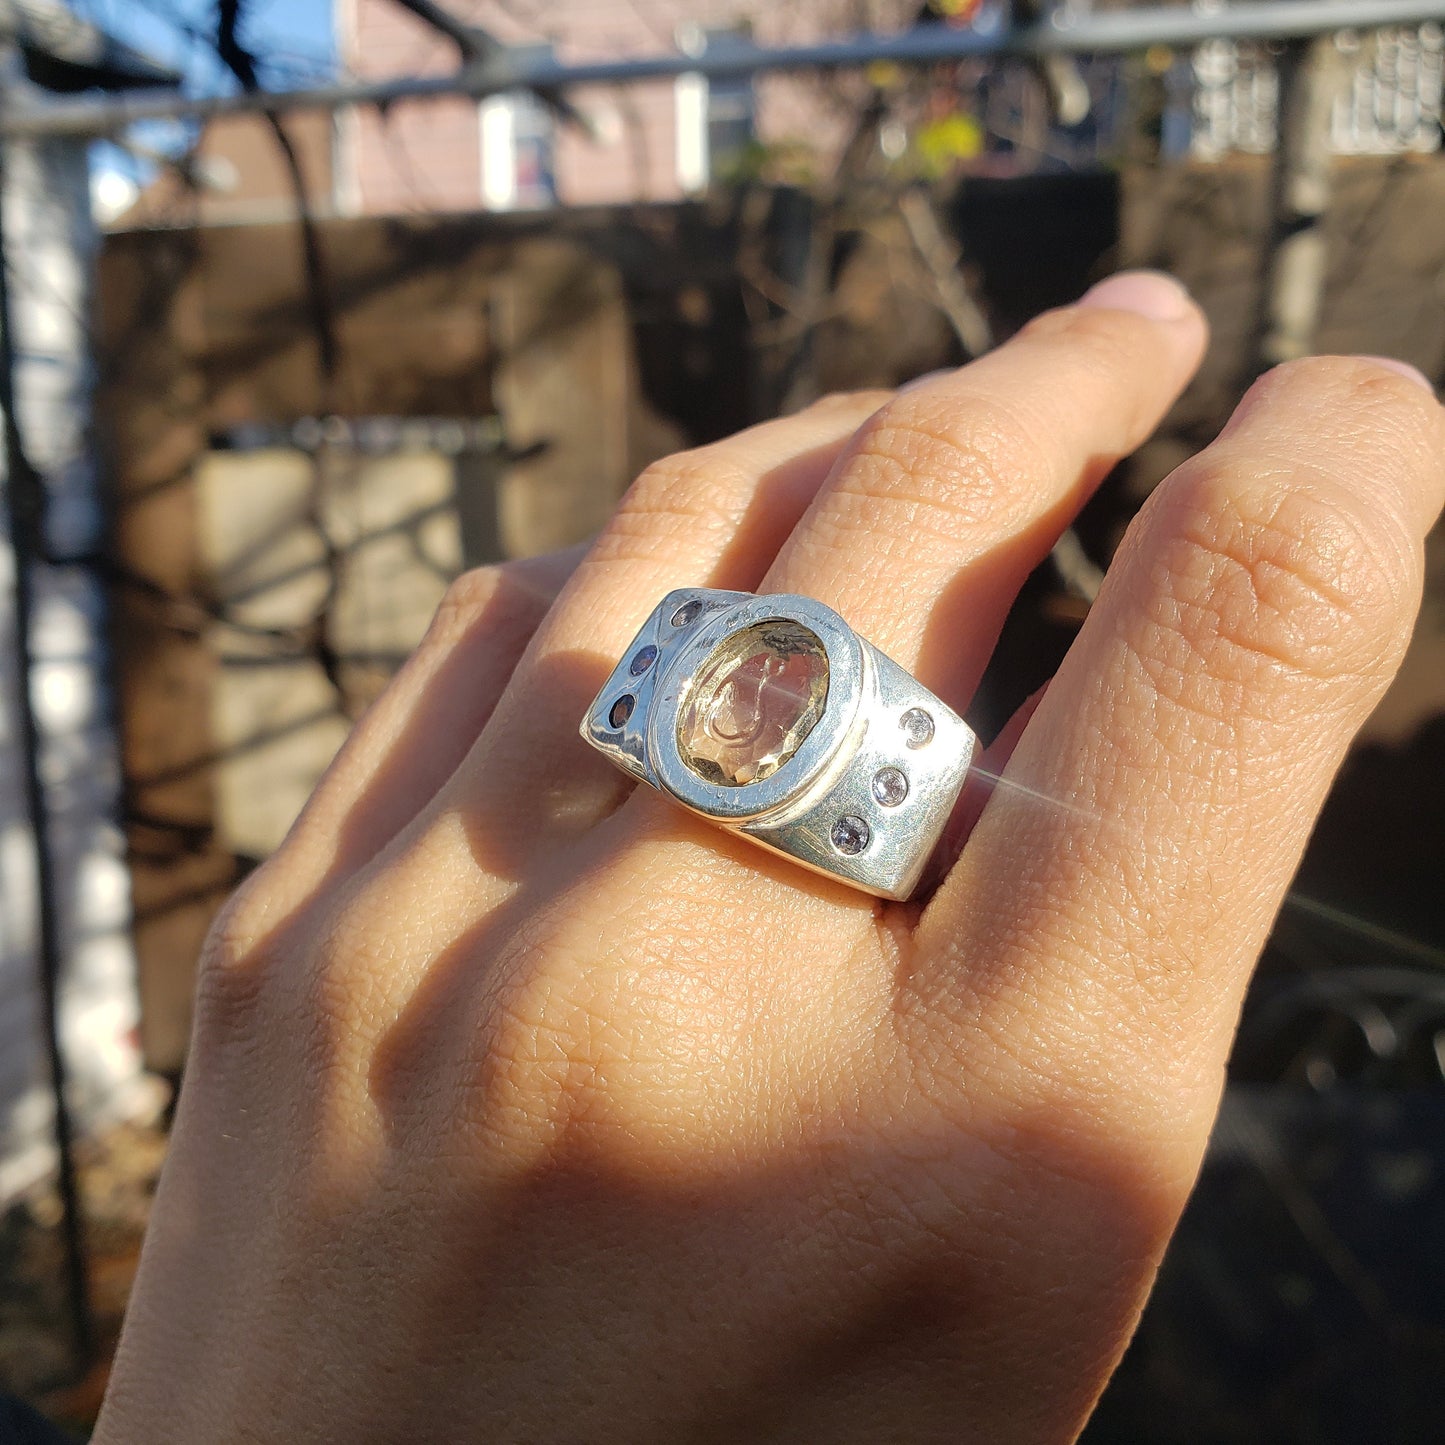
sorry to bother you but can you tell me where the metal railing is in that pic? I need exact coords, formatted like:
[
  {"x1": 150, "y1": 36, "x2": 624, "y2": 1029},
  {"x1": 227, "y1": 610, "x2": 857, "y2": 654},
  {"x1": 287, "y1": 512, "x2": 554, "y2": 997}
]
[{"x1": 1, "y1": 0, "x2": 1443, "y2": 138}]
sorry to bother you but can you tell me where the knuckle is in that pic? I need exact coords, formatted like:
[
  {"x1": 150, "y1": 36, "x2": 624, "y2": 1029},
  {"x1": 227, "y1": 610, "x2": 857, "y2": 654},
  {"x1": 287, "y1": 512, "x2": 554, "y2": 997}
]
[
  {"x1": 430, "y1": 564, "x2": 505, "y2": 641},
  {"x1": 192, "y1": 889, "x2": 276, "y2": 1050},
  {"x1": 1251, "y1": 353, "x2": 1407, "y2": 406},
  {"x1": 192, "y1": 870, "x2": 326, "y2": 1063},
  {"x1": 629, "y1": 447, "x2": 745, "y2": 514},
  {"x1": 1254, "y1": 353, "x2": 1365, "y2": 401},
  {"x1": 430, "y1": 555, "x2": 562, "y2": 650},
  {"x1": 473, "y1": 955, "x2": 619, "y2": 1150},
  {"x1": 1140, "y1": 460, "x2": 1418, "y2": 697},
  {"x1": 469, "y1": 905, "x2": 756, "y2": 1158},
  {"x1": 839, "y1": 393, "x2": 1046, "y2": 537},
  {"x1": 1019, "y1": 300, "x2": 1142, "y2": 360},
  {"x1": 1016, "y1": 304, "x2": 1186, "y2": 438},
  {"x1": 1022, "y1": 298, "x2": 1153, "y2": 363},
  {"x1": 805, "y1": 385, "x2": 893, "y2": 416},
  {"x1": 1244, "y1": 355, "x2": 1444, "y2": 461},
  {"x1": 602, "y1": 449, "x2": 751, "y2": 559}
]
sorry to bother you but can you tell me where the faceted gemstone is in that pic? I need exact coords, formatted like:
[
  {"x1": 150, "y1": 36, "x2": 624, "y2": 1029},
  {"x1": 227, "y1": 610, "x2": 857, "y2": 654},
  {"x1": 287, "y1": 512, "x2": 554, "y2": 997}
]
[
  {"x1": 872, "y1": 766, "x2": 908, "y2": 807},
  {"x1": 671, "y1": 600, "x2": 704, "y2": 628},
  {"x1": 609, "y1": 694, "x2": 635, "y2": 729},
  {"x1": 629, "y1": 644, "x2": 658, "y2": 676},
  {"x1": 831, "y1": 815, "x2": 870, "y2": 855},
  {"x1": 900, "y1": 707, "x2": 934, "y2": 749},
  {"x1": 677, "y1": 620, "x2": 829, "y2": 786}
]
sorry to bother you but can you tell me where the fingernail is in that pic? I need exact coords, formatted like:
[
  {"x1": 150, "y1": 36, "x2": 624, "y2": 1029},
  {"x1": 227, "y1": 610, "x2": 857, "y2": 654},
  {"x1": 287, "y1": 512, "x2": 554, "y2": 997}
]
[
  {"x1": 1078, "y1": 270, "x2": 1193, "y2": 323},
  {"x1": 898, "y1": 367, "x2": 954, "y2": 395},
  {"x1": 1358, "y1": 356, "x2": 1435, "y2": 394}
]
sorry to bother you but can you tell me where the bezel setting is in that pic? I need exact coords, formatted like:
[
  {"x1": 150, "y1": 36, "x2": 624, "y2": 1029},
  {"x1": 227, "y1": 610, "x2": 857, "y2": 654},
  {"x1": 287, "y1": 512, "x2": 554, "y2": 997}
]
[
  {"x1": 580, "y1": 589, "x2": 978, "y2": 900},
  {"x1": 648, "y1": 594, "x2": 864, "y2": 823}
]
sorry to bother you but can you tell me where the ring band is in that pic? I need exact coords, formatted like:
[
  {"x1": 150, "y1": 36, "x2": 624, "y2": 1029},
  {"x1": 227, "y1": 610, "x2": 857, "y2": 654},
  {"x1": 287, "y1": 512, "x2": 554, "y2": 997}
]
[{"x1": 580, "y1": 590, "x2": 978, "y2": 899}]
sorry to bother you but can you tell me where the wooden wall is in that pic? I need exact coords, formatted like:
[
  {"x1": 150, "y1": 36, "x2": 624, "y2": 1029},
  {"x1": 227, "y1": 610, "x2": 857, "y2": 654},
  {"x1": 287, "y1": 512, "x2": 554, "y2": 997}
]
[{"x1": 96, "y1": 210, "x2": 695, "y2": 1070}]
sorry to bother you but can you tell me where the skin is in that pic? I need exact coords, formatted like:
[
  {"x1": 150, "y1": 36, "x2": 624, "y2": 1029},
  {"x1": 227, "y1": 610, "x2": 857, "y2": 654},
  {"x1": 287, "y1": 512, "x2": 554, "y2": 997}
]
[{"x1": 93, "y1": 273, "x2": 1445, "y2": 1444}]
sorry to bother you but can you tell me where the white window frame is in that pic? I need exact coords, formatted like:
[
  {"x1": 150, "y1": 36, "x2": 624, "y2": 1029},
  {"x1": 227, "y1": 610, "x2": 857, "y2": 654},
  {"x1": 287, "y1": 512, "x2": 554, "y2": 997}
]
[
  {"x1": 479, "y1": 92, "x2": 520, "y2": 210},
  {"x1": 479, "y1": 46, "x2": 558, "y2": 212},
  {"x1": 674, "y1": 70, "x2": 710, "y2": 194}
]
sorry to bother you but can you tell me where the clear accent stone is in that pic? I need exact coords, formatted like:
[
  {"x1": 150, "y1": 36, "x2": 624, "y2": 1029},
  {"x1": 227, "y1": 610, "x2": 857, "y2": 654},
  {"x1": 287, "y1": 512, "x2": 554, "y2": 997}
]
[
  {"x1": 629, "y1": 644, "x2": 658, "y2": 676},
  {"x1": 671, "y1": 600, "x2": 704, "y2": 627},
  {"x1": 677, "y1": 620, "x2": 828, "y2": 786},
  {"x1": 900, "y1": 707, "x2": 934, "y2": 748},
  {"x1": 831, "y1": 814, "x2": 870, "y2": 855},
  {"x1": 609, "y1": 694, "x2": 635, "y2": 729},
  {"x1": 872, "y1": 766, "x2": 908, "y2": 807}
]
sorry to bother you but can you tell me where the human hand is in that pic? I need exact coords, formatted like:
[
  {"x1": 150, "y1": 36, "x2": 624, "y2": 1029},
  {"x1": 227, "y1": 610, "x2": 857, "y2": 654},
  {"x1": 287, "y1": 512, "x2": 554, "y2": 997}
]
[{"x1": 94, "y1": 273, "x2": 1445, "y2": 1443}]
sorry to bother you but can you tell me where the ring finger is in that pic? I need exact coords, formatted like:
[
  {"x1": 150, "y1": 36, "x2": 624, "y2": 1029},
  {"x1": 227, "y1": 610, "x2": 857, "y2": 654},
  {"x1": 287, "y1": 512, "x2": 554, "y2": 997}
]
[{"x1": 336, "y1": 392, "x2": 895, "y2": 931}]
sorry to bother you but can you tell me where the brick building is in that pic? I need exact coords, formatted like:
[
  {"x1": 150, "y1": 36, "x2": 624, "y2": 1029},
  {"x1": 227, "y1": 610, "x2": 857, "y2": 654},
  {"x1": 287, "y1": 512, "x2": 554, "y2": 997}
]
[
  {"x1": 111, "y1": 4, "x2": 1441, "y2": 231},
  {"x1": 335, "y1": 0, "x2": 878, "y2": 213}
]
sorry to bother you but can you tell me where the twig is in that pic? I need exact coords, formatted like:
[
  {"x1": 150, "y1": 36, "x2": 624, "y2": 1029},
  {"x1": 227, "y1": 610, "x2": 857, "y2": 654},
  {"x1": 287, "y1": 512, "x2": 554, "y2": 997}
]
[{"x1": 898, "y1": 187, "x2": 993, "y2": 359}]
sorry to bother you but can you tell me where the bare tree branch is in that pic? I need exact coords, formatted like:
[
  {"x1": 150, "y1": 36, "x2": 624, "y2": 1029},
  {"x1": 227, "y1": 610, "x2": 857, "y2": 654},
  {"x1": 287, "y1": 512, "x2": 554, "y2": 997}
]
[
  {"x1": 897, "y1": 188, "x2": 993, "y2": 358},
  {"x1": 386, "y1": 0, "x2": 598, "y2": 138},
  {"x1": 217, "y1": 0, "x2": 338, "y2": 386},
  {"x1": 387, "y1": 0, "x2": 494, "y2": 63}
]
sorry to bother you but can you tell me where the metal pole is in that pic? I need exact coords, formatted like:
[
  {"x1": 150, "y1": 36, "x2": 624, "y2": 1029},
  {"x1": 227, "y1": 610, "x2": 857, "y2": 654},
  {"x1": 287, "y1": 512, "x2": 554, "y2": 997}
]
[
  {"x1": 0, "y1": 129, "x2": 94, "y2": 1371},
  {"x1": 1, "y1": 0, "x2": 1442, "y2": 138},
  {"x1": 1259, "y1": 36, "x2": 1347, "y2": 369}
]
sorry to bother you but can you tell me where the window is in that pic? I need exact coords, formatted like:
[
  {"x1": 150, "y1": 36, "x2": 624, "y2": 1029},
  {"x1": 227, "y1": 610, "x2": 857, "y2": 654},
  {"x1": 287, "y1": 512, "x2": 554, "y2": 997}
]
[
  {"x1": 480, "y1": 47, "x2": 557, "y2": 210},
  {"x1": 674, "y1": 26, "x2": 757, "y2": 193}
]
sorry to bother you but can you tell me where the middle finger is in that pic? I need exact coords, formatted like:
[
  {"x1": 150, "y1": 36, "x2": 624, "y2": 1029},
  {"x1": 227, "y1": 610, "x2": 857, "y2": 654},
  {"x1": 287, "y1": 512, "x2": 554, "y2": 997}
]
[{"x1": 764, "y1": 271, "x2": 1209, "y2": 712}]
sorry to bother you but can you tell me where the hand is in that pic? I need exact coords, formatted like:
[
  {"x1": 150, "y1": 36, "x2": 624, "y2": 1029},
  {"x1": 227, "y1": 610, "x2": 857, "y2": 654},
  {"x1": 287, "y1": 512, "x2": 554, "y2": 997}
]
[{"x1": 95, "y1": 273, "x2": 1444, "y2": 1443}]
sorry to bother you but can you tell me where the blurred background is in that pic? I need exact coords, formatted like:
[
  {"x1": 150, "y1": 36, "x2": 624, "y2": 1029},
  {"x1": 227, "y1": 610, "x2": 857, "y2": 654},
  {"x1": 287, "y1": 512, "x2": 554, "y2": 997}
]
[{"x1": 0, "y1": 0, "x2": 1443, "y2": 1438}]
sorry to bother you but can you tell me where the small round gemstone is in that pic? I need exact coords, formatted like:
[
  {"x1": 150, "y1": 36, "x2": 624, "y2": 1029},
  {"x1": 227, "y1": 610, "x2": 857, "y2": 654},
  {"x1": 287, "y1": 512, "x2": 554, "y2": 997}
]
[
  {"x1": 671, "y1": 600, "x2": 704, "y2": 627},
  {"x1": 872, "y1": 766, "x2": 908, "y2": 807},
  {"x1": 677, "y1": 620, "x2": 829, "y2": 786},
  {"x1": 831, "y1": 814, "x2": 870, "y2": 855},
  {"x1": 609, "y1": 694, "x2": 635, "y2": 729},
  {"x1": 629, "y1": 644, "x2": 658, "y2": 676},
  {"x1": 900, "y1": 707, "x2": 935, "y2": 749}
]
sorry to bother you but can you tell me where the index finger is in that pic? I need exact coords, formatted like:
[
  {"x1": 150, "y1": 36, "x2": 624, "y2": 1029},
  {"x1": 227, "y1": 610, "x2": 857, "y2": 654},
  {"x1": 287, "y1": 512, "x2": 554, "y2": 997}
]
[{"x1": 915, "y1": 357, "x2": 1445, "y2": 1153}]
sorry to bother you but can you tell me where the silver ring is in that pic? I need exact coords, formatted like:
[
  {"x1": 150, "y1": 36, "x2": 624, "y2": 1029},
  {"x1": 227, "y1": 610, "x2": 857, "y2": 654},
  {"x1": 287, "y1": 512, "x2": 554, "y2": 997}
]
[{"x1": 579, "y1": 589, "x2": 978, "y2": 900}]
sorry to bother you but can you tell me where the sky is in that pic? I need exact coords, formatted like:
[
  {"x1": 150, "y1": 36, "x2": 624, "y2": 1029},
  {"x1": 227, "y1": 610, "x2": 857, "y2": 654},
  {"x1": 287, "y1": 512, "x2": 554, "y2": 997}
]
[
  {"x1": 74, "y1": 0, "x2": 336, "y2": 92},
  {"x1": 70, "y1": 0, "x2": 337, "y2": 200}
]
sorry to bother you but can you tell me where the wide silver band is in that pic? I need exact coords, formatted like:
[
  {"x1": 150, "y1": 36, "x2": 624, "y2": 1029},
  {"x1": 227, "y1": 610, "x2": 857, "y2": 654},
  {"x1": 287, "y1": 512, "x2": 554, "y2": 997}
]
[{"x1": 579, "y1": 589, "x2": 978, "y2": 900}]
